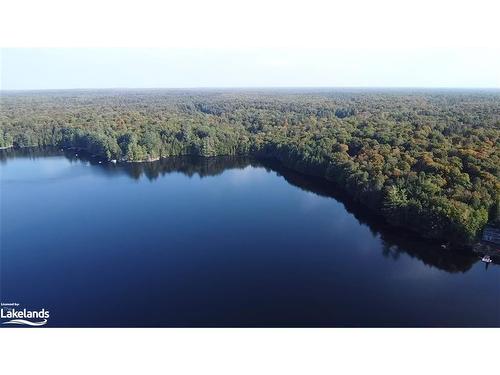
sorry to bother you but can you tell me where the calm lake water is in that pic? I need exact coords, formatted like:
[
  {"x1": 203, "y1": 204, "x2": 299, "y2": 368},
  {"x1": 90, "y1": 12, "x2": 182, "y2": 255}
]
[{"x1": 1, "y1": 149, "x2": 499, "y2": 327}]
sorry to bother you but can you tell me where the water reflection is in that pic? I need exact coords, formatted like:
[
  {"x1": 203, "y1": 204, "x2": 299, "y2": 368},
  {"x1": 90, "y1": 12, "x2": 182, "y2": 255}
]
[
  {"x1": 0, "y1": 147, "x2": 480, "y2": 273},
  {"x1": 264, "y1": 160, "x2": 479, "y2": 274}
]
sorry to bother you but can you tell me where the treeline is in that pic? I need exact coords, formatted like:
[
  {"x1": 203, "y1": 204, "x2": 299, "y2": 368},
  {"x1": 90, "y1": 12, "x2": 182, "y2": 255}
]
[{"x1": 1, "y1": 89, "x2": 499, "y2": 243}]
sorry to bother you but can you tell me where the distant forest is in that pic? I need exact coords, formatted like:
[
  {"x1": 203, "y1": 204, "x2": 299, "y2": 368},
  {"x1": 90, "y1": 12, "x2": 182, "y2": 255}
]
[{"x1": 1, "y1": 89, "x2": 499, "y2": 244}]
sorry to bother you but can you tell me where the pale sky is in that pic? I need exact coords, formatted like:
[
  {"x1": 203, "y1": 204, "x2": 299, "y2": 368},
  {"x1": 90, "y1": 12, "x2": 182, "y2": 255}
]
[
  {"x1": 1, "y1": 0, "x2": 500, "y2": 90},
  {"x1": 2, "y1": 48, "x2": 499, "y2": 90}
]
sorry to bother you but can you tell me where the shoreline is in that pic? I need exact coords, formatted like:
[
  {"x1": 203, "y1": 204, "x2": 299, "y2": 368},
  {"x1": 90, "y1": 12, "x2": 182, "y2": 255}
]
[{"x1": 2, "y1": 144, "x2": 496, "y2": 261}]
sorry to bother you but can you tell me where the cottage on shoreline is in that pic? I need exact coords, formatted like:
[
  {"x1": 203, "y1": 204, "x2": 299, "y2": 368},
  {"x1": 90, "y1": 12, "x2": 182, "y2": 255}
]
[
  {"x1": 482, "y1": 226, "x2": 500, "y2": 246},
  {"x1": 473, "y1": 226, "x2": 500, "y2": 262}
]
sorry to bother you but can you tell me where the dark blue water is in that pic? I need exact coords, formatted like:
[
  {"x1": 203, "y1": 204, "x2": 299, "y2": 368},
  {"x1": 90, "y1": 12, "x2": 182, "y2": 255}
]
[{"x1": 1, "y1": 149, "x2": 499, "y2": 327}]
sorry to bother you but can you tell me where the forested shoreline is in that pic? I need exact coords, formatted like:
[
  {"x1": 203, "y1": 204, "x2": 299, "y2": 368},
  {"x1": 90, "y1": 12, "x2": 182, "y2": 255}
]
[{"x1": 1, "y1": 89, "x2": 499, "y2": 244}]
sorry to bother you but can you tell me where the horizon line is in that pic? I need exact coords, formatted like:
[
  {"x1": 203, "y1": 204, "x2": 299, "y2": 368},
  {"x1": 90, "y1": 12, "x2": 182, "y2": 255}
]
[{"x1": 2, "y1": 86, "x2": 500, "y2": 92}]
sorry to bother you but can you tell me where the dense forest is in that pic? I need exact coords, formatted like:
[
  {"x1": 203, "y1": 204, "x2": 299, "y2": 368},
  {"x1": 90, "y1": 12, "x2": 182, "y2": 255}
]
[{"x1": 1, "y1": 89, "x2": 499, "y2": 244}]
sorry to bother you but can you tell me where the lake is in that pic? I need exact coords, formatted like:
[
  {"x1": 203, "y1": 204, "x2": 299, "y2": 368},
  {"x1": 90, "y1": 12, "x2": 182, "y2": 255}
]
[{"x1": 1, "y1": 149, "x2": 499, "y2": 327}]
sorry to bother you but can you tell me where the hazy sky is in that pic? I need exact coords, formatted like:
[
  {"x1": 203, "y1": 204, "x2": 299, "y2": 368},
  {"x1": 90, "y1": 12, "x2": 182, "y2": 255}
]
[{"x1": 2, "y1": 48, "x2": 499, "y2": 90}]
